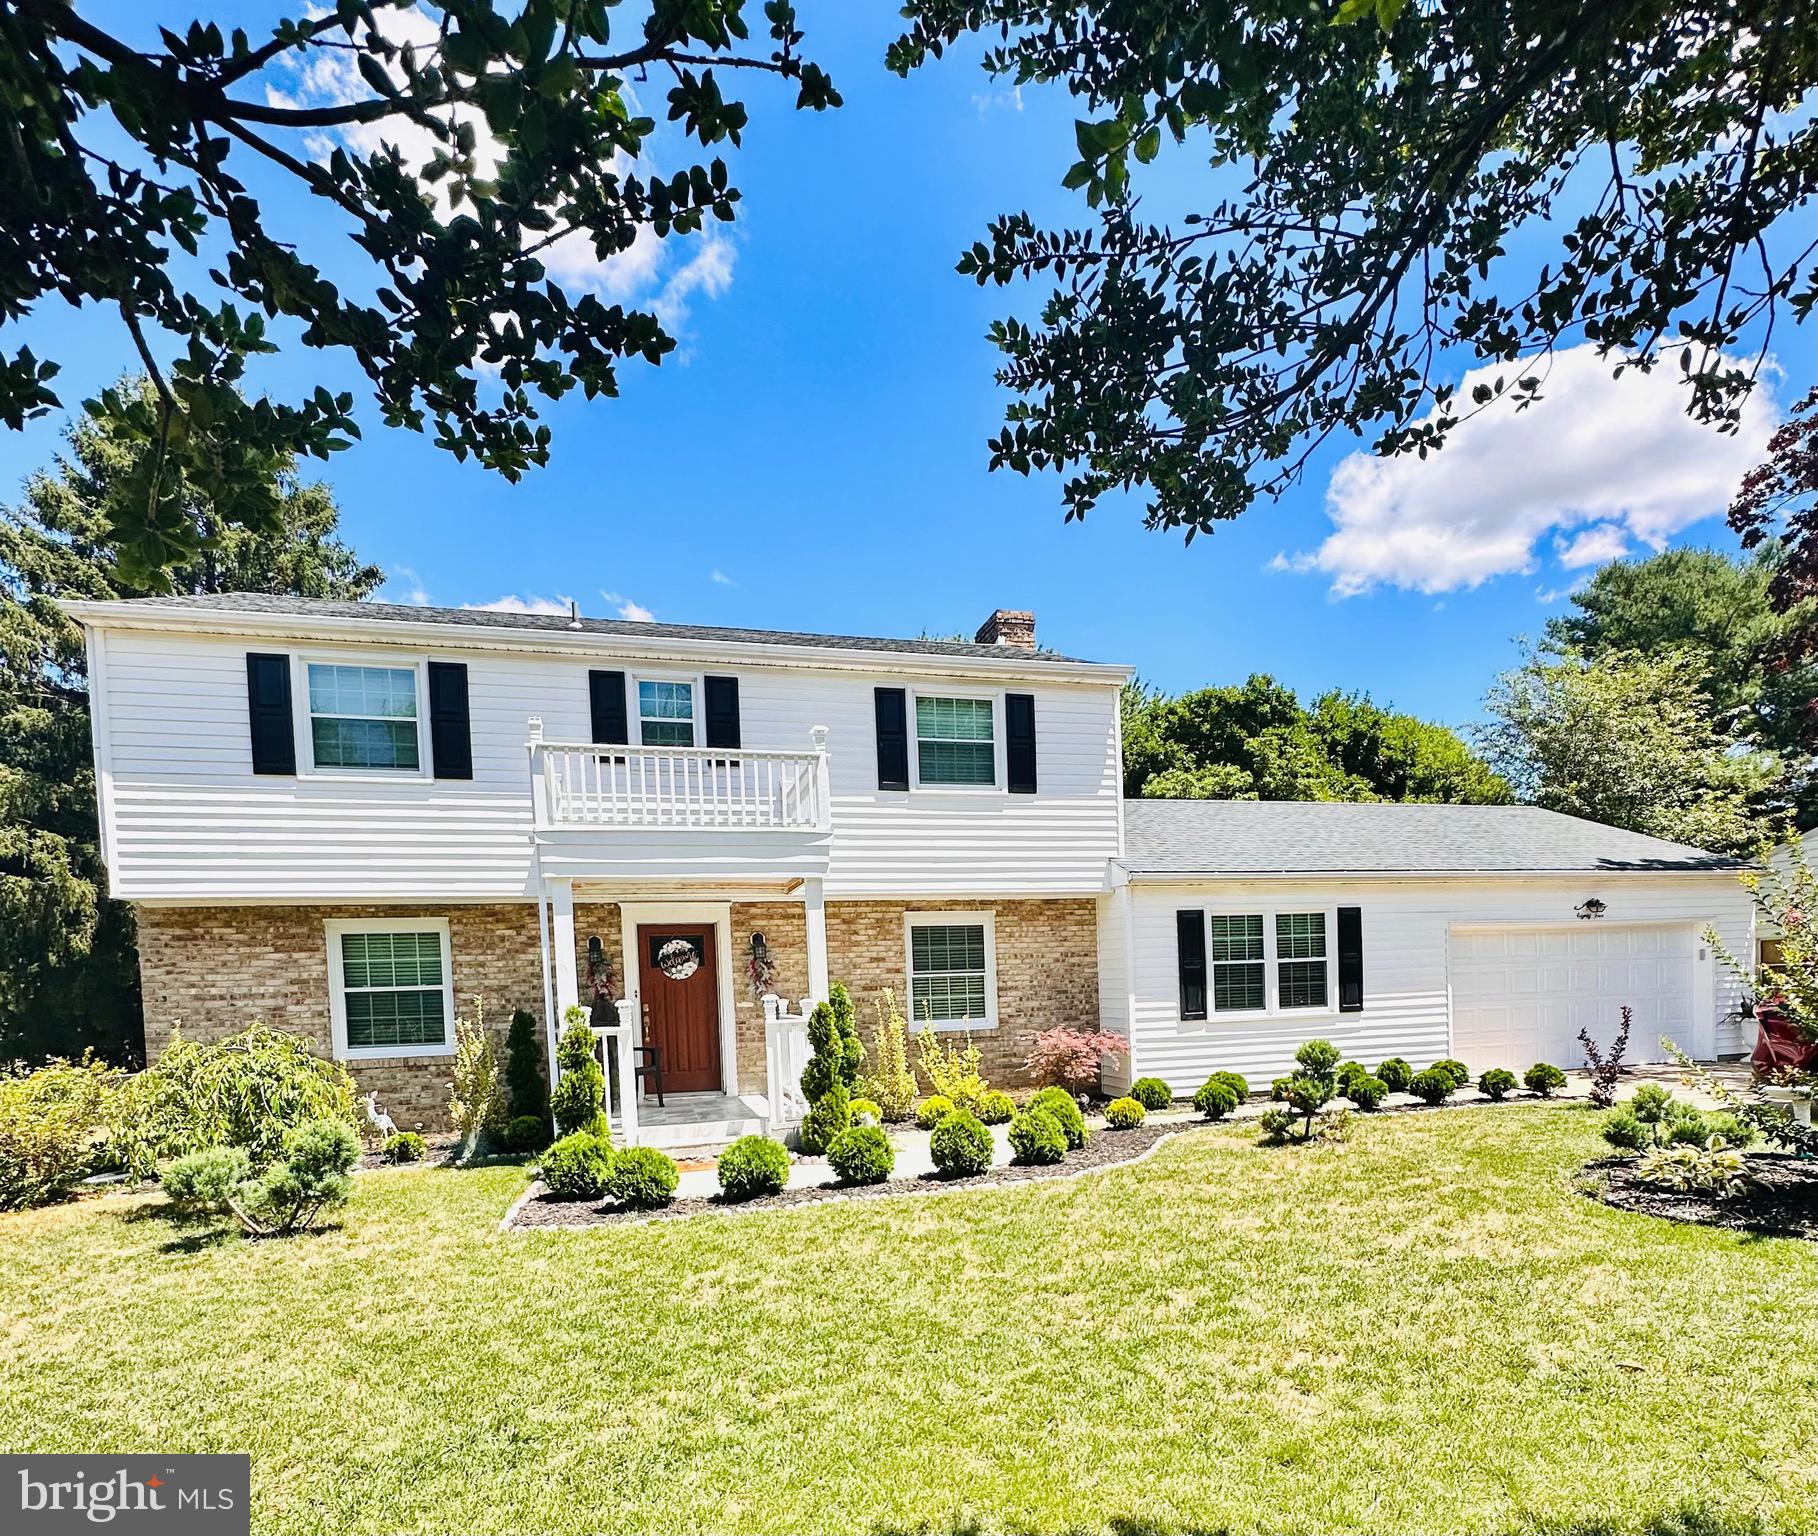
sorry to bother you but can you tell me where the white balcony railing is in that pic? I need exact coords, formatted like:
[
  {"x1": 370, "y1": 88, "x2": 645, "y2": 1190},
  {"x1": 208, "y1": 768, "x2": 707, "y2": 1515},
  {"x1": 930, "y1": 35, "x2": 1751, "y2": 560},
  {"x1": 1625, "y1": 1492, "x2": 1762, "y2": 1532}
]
[{"x1": 528, "y1": 720, "x2": 830, "y2": 832}]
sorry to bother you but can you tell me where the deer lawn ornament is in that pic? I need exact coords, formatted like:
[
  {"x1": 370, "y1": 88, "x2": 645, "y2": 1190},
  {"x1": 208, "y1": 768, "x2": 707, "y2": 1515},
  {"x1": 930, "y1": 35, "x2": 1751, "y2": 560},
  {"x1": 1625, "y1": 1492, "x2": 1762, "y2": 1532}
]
[{"x1": 361, "y1": 1091, "x2": 397, "y2": 1140}]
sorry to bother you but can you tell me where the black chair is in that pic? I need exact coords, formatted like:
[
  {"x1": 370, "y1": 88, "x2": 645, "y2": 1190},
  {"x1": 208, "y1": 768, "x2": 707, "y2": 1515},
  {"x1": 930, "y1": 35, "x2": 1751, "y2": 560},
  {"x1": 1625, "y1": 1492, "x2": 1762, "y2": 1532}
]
[{"x1": 632, "y1": 1044, "x2": 665, "y2": 1107}]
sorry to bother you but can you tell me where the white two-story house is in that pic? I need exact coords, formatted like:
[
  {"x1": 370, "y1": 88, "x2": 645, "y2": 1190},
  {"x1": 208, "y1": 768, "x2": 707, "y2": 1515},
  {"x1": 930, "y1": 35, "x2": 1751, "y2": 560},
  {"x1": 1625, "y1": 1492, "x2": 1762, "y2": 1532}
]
[{"x1": 67, "y1": 593, "x2": 1757, "y2": 1146}]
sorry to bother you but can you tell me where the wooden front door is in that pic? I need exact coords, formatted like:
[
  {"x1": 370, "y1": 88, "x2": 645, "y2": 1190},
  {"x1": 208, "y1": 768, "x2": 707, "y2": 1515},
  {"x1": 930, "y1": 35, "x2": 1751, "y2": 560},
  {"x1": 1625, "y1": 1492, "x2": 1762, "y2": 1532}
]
[{"x1": 636, "y1": 925, "x2": 722, "y2": 1094}]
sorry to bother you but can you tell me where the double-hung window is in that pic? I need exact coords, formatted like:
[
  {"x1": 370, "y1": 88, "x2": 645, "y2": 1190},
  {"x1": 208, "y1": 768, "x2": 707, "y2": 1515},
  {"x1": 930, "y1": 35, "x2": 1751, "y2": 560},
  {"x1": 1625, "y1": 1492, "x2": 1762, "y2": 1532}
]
[
  {"x1": 1275, "y1": 913, "x2": 1329, "y2": 1009},
  {"x1": 638, "y1": 680, "x2": 696, "y2": 747},
  {"x1": 905, "y1": 914, "x2": 997, "y2": 1030},
  {"x1": 1209, "y1": 914, "x2": 1266, "y2": 1012},
  {"x1": 1193, "y1": 910, "x2": 1332, "y2": 1016},
  {"x1": 326, "y1": 920, "x2": 454, "y2": 1058},
  {"x1": 306, "y1": 662, "x2": 421, "y2": 771},
  {"x1": 915, "y1": 696, "x2": 995, "y2": 786}
]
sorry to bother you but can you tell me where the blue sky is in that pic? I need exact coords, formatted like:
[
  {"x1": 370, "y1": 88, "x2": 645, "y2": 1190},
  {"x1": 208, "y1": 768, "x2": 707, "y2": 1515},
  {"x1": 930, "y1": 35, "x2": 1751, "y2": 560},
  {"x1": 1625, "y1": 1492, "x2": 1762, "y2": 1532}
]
[{"x1": 5, "y1": 4, "x2": 1812, "y2": 729}]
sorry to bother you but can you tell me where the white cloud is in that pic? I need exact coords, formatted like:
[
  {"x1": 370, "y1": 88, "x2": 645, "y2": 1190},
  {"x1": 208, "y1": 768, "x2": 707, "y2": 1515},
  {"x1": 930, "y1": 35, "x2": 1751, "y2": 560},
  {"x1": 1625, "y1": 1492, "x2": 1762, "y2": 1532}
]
[
  {"x1": 468, "y1": 594, "x2": 572, "y2": 616},
  {"x1": 1279, "y1": 344, "x2": 1779, "y2": 597},
  {"x1": 709, "y1": 568, "x2": 735, "y2": 586},
  {"x1": 601, "y1": 590, "x2": 655, "y2": 622},
  {"x1": 970, "y1": 85, "x2": 1025, "y2": 115},
  {"x1": 385, "y1": 565, "x2": 431, "y2": 605}
]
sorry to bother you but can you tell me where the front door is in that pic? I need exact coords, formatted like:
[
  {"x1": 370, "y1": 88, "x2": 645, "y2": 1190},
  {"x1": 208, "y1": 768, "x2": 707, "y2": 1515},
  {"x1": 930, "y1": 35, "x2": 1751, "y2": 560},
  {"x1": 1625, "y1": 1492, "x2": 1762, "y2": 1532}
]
[{"x1": 636, "y1": 925, "x2": 723, "y2": 1094}]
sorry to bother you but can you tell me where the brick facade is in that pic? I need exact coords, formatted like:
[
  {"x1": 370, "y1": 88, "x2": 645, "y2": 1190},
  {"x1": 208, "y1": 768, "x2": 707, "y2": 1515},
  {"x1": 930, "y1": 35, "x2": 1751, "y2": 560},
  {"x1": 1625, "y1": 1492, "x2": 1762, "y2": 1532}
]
[{"x1": 134, "y1": 894, "x2": 1099, "y2": 1126}]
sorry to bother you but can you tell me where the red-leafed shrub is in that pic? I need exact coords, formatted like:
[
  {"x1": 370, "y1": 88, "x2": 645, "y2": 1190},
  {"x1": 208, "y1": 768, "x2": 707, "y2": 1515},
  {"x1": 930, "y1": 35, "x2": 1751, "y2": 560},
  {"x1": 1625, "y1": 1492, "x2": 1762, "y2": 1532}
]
[{"x1": 1023, "y1": 1028, "x2": 1130, "y2": 1093}]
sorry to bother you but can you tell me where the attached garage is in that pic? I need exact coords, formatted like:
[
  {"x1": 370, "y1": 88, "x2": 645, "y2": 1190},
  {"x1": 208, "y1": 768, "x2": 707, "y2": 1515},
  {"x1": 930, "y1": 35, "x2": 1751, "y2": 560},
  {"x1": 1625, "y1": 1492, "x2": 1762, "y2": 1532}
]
[{"x1": 1448, "y1": 923, "x2": 1710, "y2": 1071}]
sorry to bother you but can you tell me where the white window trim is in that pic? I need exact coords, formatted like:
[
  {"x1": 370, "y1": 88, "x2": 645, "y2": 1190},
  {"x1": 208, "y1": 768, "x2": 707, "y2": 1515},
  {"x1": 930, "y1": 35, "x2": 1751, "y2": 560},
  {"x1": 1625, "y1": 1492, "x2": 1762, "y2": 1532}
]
[
  {"x1": 631, "y1": 670, "x2": 703, "y2": 749},
  {"x1": 908, "y1": 687, "x2": 1006, "y2": 793},
  {"x1": 292, "y1": 650, "x2": 433, "y2": 781},
  {"x1": 903, "y1": 910, "x2": 999, "y2": 1032},
  {"x1": 325, "y1": 916, "x2": 456, "y2": 1060},
  {"x1": 1197, "y1": 906, "x2": 1338, "y2": 1021}
]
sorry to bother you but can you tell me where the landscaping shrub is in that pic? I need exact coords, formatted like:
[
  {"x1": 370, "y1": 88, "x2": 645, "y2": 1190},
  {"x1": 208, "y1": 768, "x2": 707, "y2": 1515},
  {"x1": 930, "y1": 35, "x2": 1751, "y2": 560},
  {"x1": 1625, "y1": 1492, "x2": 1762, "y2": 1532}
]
[
  {"x1": 541, "y1": 1131, "x2": 615, "y2": 1200},
  {"x1": 1345, "y1": 1074, "x2": 1387, "y2": 1111},
  {"x1": 382, "y1": 1131, "x2": 427, "y2": 1163},
  {"x1": 1602, "y1": 1107, "x2": 1648, "y2": 1151},
  {"x1": 1336, "y1": 1060, "x2": 1367, "y2": 1093},
  {"x1": 504, "y1": 1006, "x2": 548, "y2": 1124},
  {"x1": 160, "y1": 1144, "x2": 252, "y2": 1211},
  {"x1": 859, "y1": 990, "x2": 917, "y2": 1123},
  {"x1": 915, "y1": 1094, "x2": 955, "y2": 1130},
  {"x1": 1211, "y1": 1070, "x2": 1250, "y2": 1101},
  {"x1": 1028, "y1": 1086, "x2": 1088, "y2": 1149},
  {"x1": 1478, "y1": 1068, "x2": 1519, "y2": 1101},
  {"x1": 802, "y1": 982, "x2": 864, "y2": 1103},
  {"x1": 448, "y1": 998, "x2": 508, "y2": 1155},
  {"x1": 503, "y1": 1115, "x2": 548, "y2": 1154},
  {"x1": 1666, "y1": 1109, "x2": 1716, "y2": 1146},
  {"x1": 1278, "y1": 1070, "x2": 1335, "y2": 1137},
  {"x1": 1632, "y1": 1083, "x2": 1674, "y2": 1122},
  {"x1": 848, "y1": 1097, "x2": 882, "y2": 1124},
  {"x1": 1635, "y1": 1141, "x2": 1748, "y2": 1197},
  {"x1": 1524, "y1": 1062, "x2": 1567, "y2": 1097},
  {"x1": 111, "y1": 1025, "x2": 355, "y2": 1179},
  {"x1": 718, "y1": 1135, "x2": 790, "y2": 1201},
  {"x1": 1580, "y1": 1006, "x2": 1633, "y2": 1109},
  {"x1": 928, "y1": 1110, "x2": 993, "y2": 1177},
  {"x1": 550, "y1": 1009, "x2": 608, "y2": 1138},
  {"x1": 1008, "y1": 1107, "x2": 1067, "y2": 1165},
  {"x1": 1104, "y1": 1096, "x2": 1146, "y2": 1129},
  {"x1": 1128, "y1": 1077, "x2": 1172, "y2": 1111},
  {"x1": 1407, "y1": 1067, "x2": 1456, "y2": 1105},
  {"x1": 1432, "y1": 1059, "x2": 1471, "y2": 1089},
  {"x1": 918, "y1": 1029, "x2": 991, "y2": 1113},
  {"x1": 799, "y1": 1082, "x2": 850, "y2": 1156},
  {"x1": 1193, "y1": 1076, "x2": 1239, "y2": 1120},
  {"x1": 165, "y1": 1118, "x2": 359, "y2": 1236},
  {"x1": 1375, "y1": 1057, "x2": 1413, "y2": 1093},
  {"x1": 1708, "y1": 1112, "x2": 1758, "y2": 1149},
  {"x1": 1295, "y1": 1039, "x2": 1342, "y2": 1080},
  {"x1": 827, "y1": 1124, "x2": 895, "y2": 1184},
  {"x1": 976, "y1": 1089, "x2": 1015, "y2": 1125},
  {"x1": 1257, "y1": 1107, "x2": 1297, "y2": 1143},
  {"x1": 0, "y1": 1058, "x2": 119, "y2": 1211},
  {"x1": 1270, "y1": 1075, "x2": 1294, "y2": 1102},
  {"x1": 606, "y1": 1146, "x2": 680, "y2": 1209},
  {"x1": 1023, "y1": 1027, "x2": 1129, "y2": 1094}
]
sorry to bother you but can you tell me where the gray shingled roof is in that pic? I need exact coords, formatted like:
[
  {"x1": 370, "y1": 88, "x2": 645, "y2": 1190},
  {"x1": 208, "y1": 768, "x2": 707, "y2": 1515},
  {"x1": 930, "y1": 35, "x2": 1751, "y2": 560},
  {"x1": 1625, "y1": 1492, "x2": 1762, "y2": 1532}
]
[
  {"x1": 1121, "y1": 800, "x2": 1747, "y2": 876},
  {"x1": 84, "y1": 593, "x2": 1101, "y2": 665}
]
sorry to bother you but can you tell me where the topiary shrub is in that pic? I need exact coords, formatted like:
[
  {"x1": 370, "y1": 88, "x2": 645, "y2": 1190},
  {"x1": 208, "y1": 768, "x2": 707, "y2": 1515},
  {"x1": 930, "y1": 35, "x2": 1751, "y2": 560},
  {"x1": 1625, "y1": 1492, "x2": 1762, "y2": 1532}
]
[
  {"x1": 504, "y1": 1007, "x2": 548, "y2": 1124},
  {"x1": 848, "y1": 1096, "x2": 882, "y2": 1124},
  {"x1": 606, "y1": 1146, "x2": 680, "y2": 1209},
  {"x1": 382, "y1": 1130, "x2": 427, "y2": 1163},
  {"x1": 1295, "y1": 1039, "x2": 1342, "y2": 1080},
  {"x1": 1193, "y1": 1076, "x2": 1239, "y2": 1120},
  {"x1": 549, "y1": 1009, "x2": 608, "y2": 1138},
  {"x1": 1008, "y1": 1107, "x2": 1067, "y2": 1165},
  {"x1": 1407, "y1": 1067, "x2": 1456, "y2": 1105},
  {"x1": 801, "y1": 982, "x2": 863, "y2": 1104},
  {"x1": 1128, "y1": 1077, "x2": 1172, "y2": 1111},
  {"x1": 1433, "y1": 1058, "x2": 1471, "y2": 1089},
  {"x1": 1258, "y1": 1106, "x2": 1297, "y2": 1144},
  {"x1": 1027, "y1": 1086, "x2": 1087, "y2": 1149},
  {"x1": 1602, "y1": 1107, "x2": 1648, "y2": 1151},
  {"x1": 798, "y1": 1081, "x2": 850, "y2": 1156},
  {"x1": 976, "y1": 1089, "x2": 1015, "y2": 1125},
  {"x1": 541, "y1": 1131, "x2": 615, "y2": 1200},
  {"x1": 1270, "y1": 1075, "x2": 1295, "y2": 1102},
  {"x1": 1524, "y1": 1062, "x2": 1567, "y2": 1097},
  {"x1": 718, "y1": 1135, "x2": 790, "y2": 1201},
  {"x1": 928, "y1": 1110, "x2": 993, "y2": 1177},
  {"x1": 1345, "y1": 1074, "x2": 1387, "y2": 1111},
  {"x1": 503, "y1": 1115, "x2": 548, "y2": 1154},
  {"x1": 1375, "y1": 1057, "x2": 1413, "y2": 1093},
  {"x1": 1104, "y1": 1096, "x2": 1146, "y2": 1129},
  {"x1": 166, "y1": 1119, "x2": 360, "y2": 1236},
  {"x1": 827, "y1": 1124, "x2": 895, "y2": 1185},
  {"x1": 1478, "y1": 1068, "x2": 1519, "y2": 1101},
  {"x1": 915, "y1": 1094, "x2": 955, "y2": 1130}
]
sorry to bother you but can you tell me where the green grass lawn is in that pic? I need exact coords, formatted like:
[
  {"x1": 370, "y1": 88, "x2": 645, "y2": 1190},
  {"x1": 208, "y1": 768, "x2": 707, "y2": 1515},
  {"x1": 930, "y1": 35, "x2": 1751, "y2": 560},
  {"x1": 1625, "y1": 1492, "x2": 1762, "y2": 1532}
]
[{"x1": 1, "y1": 1106, "x2": 1813, "y2": 1536}]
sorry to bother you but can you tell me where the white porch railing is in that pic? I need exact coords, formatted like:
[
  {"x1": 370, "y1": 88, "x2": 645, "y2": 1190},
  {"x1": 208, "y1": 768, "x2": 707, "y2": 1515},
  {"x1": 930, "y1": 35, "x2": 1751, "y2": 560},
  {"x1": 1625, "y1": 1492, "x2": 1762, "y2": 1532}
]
[
  {"x1": 763, "y1": 993, "x2": 815, "y2": 1130},
  {"x1": 528, "y1": 722, "x2": 830, "y2": 832},
  {"x1": 588, "y1": 1007, "x2": 641, "y2": 1147}
]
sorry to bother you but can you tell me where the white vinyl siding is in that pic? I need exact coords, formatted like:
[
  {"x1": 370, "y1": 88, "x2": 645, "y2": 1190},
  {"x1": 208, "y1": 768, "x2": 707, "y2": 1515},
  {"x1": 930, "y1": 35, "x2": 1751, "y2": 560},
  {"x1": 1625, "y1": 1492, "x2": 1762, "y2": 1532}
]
[
  {"x1": 307, "y1": 663, "x2": 420, "y2": 771},
  {"x1": 905, "y1": 912, "x2": 997, "y2": 1031},
  {"x1": 326, "y1": 918, "x2": 454, "y2": 1059},
  {"x1": 916, "y1": 696, "x2": 995, "y2": 786},
  {"x1": 637, "y1": 679, "x2": 696, "y2": 747}
]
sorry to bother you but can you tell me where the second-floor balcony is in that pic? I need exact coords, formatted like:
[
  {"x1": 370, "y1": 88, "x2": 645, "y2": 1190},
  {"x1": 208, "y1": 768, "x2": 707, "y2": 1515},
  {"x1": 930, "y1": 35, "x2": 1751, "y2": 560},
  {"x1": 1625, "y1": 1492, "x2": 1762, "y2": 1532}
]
[{"x1": 527, "y1": 720, "x2": 831, "y2": 834}]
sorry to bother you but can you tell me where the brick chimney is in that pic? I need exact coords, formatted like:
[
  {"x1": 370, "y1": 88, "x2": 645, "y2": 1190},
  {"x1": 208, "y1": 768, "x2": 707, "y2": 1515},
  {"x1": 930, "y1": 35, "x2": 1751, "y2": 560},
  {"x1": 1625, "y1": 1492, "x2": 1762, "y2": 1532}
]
[{"x1": 975, "y1": 609, "x2": 1036, "y2": 650}]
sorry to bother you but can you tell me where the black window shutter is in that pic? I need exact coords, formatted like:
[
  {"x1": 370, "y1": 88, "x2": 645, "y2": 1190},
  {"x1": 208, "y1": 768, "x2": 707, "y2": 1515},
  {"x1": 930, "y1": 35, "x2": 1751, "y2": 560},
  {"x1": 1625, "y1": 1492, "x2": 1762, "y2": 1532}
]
[
  {"x1": 874, "y1": 687, "x2": 909, "y2": 791},
  {"x1": 245, "y1": 652, "x2": 296, "y2": 775},
  {"x1": 1337, "y1": 906, "x2": 1364, "y2": 1012},
  {"x1": 1005, "y1": 692, "x2": 1037, "y2": 794},
  {"x1": 703, "y1": 675, "x2": 741, "y2": 750},
  {"x1": 589, "y1": 670, "x2": 628, "y2": 744},
  {"x1": 426, "y1": 661, "x2": 472, "y2": 780},
  {"x1": 1177, "y1": 910, "x2": 1207, "y2": 1021}
]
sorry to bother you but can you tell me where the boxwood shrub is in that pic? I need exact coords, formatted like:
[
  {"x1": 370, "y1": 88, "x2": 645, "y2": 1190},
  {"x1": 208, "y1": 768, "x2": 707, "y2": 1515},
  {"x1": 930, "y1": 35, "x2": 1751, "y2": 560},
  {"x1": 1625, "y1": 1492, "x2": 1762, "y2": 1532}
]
[
  {"x1": 1345, "y1": 1074, "x2": 1388, "y2": 1111},
  {"x1": 717, "y1": 1135, "x2": 790, "y2": 1201},
  {"x1": 1407, "y1": 1067, "x2": 1457, "y2": 1105},
  {"x1": 1478, "y1": 1068, "x2": 1519, "y2": 1101},
  {"x1": 1104, "y1": 1096, "x2": 1146, "y2": 1129},
  {"x1": 1524, "y1": 1062, "x2": 1567, "y2": 1097},
  {"x1": 1008, "y1": 1107, "x2": 1067, "y2": 1165},
  {"x1": 847, "y1": 1097, "x2": 882, "y2": 1124},
  {"x1": 1375, "y1": 1057, "x2": 1414, "y2": 1093},
  {"x1": 606, "y1": 1146, "x2": 680, "y2": 1209},
  {"x1": 1193, "y1": 1076, "x2": 1239, "y2": 1120},
  {"x1": 1433, "y1": 1058, "x2": 1471, "y2": 1089},
  {"x1": 503, "y1": 1115, "x2": 547, "y2": 1154},
  {"x1": 976, "y1": 1090, "x2": 1016, "y2": 1125},
  {"x1": 541, "y1": 1131, "x2": 615, "y2": 1200},
  {"x1": 928, "y1": 1110, "x2": 993, "y2": 1177},
  {"x1": 827, "y1": 1124, "x2": 895, "y2": 1184},
  {"x1": 1128, "y1": 1077, "x2": 1172, "y2": 1111},
  {"x1": 382, "y1": 1130, "x2": 427, "y2": 1163},
  {"x1": 915, "y1": 1094, "x2": 955, "y2": 1130},
  {"x1": 1027, "y1": 1086, "x2": 1087, "y2": 1149}
]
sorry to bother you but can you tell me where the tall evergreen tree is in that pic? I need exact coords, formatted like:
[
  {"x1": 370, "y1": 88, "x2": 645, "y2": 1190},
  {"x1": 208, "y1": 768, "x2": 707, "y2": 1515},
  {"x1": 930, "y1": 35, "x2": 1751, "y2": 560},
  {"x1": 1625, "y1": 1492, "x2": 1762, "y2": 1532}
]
[{"x1": 0, "y1": 381, "x2": 379, "y2": 1064}]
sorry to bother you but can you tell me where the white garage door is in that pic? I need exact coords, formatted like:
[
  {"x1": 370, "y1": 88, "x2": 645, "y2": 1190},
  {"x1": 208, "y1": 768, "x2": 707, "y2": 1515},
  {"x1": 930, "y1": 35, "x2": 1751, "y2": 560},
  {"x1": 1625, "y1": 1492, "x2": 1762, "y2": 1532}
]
[{"x1": 1450, "y1": 924, "x2": 1699, "y2": 1071}]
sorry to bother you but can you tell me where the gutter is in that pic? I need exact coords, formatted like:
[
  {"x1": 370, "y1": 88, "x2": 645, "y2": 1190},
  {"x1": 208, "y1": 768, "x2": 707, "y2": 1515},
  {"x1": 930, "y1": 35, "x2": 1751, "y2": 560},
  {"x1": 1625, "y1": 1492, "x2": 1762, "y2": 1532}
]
[{"x1": 1109, "y1": 862, "x2": 1751, "y2": 882}]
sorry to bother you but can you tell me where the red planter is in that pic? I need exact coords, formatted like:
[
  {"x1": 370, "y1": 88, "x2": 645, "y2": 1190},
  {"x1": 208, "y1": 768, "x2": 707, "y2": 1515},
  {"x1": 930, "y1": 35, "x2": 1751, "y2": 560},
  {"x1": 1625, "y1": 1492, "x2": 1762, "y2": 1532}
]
[{"x1": 1753, "y1": 1003, "x2": 1818, "y2": 1076}]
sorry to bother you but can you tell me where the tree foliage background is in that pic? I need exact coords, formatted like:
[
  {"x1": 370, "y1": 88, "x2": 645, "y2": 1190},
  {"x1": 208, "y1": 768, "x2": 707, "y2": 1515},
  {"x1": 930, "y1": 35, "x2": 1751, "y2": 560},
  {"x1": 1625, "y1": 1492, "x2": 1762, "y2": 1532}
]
[{"x1": 0, "y1": 381, "x2": 378, "y2": 1064}]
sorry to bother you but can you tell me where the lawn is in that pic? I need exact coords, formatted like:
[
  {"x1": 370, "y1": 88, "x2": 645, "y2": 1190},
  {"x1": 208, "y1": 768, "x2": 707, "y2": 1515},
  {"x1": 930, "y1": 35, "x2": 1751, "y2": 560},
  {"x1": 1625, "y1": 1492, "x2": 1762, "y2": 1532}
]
[{"x1": 1, "y1": 1106, "x2": 1813, "y2": 1536}]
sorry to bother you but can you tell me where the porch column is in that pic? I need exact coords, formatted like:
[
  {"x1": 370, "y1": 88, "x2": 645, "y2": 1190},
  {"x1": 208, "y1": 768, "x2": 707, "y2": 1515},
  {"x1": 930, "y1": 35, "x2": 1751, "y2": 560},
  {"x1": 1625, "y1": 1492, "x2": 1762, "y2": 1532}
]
[
  {"x1": 803, "y1": 876, "x2": 829, "y2": 1004},
  {"x1": 550, "y1": 877, "x2": 580, "y2": 1017}
]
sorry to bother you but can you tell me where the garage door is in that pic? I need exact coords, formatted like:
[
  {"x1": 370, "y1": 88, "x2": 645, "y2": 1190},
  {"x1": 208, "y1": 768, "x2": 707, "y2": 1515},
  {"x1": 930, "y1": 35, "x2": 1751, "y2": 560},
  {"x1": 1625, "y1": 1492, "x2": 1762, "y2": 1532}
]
[{"x1": 1450, "y1": 924, "x2": 1698, "y2": 1071}]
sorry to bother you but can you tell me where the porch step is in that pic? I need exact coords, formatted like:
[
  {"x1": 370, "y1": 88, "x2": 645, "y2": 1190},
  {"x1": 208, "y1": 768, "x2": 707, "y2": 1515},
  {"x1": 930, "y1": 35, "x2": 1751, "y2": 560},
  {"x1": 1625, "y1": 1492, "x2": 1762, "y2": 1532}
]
[{"x1": 627, "y1": 1093, "x2": 768, "y2": 1153}]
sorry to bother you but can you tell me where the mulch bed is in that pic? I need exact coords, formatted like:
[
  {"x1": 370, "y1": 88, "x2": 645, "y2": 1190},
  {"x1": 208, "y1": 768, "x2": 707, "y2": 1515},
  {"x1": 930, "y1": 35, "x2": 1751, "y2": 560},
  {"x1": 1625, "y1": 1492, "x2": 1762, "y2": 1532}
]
[
  {"x1": 1583, "y1": 1153, "x2": 1818, "y2": 1241},
  {"x1": 509, "y1": 1121, "x2": 1182, "y2": 1230}
]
